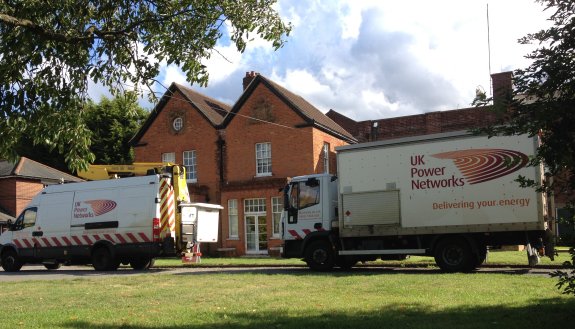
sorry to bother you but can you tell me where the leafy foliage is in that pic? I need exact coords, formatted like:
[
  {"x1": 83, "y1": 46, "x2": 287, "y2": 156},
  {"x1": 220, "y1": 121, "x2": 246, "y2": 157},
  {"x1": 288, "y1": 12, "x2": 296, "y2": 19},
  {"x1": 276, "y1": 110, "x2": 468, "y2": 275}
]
[
  {"x1": 551, "y1": 247, "x2": 575, "y2": 295},
  {"x1": 0, "y1": 0, "x2": 291, "y2": 170}
]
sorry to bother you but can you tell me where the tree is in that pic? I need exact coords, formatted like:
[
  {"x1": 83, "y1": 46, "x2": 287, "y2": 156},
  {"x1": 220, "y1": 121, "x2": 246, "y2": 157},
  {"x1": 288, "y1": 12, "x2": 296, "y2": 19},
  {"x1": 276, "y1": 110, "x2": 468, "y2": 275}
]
[
  {"x1": 0, "y1": 0, "x2": 291, "y2": 171},
  {"x1": 474, "y1": 0, "x2": 575, "y2": 295},
  {"x1": 84, "y1": 93, "x2": 148, "y2": 165}
]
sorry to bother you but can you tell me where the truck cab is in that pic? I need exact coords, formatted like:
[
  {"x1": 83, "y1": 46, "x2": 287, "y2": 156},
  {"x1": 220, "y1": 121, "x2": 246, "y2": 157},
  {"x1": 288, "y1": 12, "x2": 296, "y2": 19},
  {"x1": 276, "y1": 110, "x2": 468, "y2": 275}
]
[{"x1": 281, "y1": 173, "x2": 337, "y2": 259}]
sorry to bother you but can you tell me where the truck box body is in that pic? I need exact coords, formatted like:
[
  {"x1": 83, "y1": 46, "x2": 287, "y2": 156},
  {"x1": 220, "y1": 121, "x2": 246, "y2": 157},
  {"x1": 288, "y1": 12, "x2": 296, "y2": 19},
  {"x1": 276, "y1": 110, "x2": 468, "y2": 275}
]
[
  {"x1": 336, "y1": 131, "x2": 546, "y2": 237},
  {"x1": 0, "y1": 174, "x2": 220, "y2": 271}
]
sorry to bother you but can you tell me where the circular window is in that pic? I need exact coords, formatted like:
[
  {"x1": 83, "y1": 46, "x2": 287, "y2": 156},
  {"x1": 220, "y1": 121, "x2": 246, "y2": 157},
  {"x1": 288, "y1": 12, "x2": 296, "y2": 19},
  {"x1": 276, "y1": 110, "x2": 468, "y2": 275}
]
[{"x1": 172, "y1": 117, "x2": 183, "y2": 132}]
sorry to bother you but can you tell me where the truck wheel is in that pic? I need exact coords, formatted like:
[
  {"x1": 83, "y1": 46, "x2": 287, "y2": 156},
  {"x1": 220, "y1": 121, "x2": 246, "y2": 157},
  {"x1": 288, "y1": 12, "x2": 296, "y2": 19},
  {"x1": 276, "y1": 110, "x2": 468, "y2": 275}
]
[
  {"x1": 336, "y1": 256, "x2": 357, "y2": 270},
  {"x1": 474, "y1": 245, "x2": 487, "y2": 268},
  {"x1": 434, "y1": 237, "x2": 474, "y2": 273},
  {"x1": 44, "y1": 263, "x2": 61, "y2": 270},
  {"x1": 1, "y1": 249, "x2": 23, "y2": 272},
  {"x1": 130, "y1": 258, "x2": 155, "y2": 270},
  {"x1": 305, "y1": 240, "x2": 335, "y2": 271},
  {"x1": 92, "y1": 247, "x2": 120, "y2": 271}
]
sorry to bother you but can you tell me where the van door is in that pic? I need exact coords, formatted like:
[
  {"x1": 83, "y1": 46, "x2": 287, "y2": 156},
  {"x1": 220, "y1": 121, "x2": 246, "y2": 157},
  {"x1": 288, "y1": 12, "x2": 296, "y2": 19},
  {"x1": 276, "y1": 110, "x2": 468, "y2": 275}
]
[
  {"x1": 35, "y1": 192, "x2": 74, "y2": 260},
  {"x1": 10, "y1": 207, "x2": 39, "y2": 259}
]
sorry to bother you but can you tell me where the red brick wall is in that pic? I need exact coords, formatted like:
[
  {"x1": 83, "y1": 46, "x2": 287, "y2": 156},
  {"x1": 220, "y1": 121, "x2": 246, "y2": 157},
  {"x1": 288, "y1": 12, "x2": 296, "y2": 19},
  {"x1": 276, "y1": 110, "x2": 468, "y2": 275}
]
[
  {"x1": 16, "y1": 180, "x2": 43, "y2": 215},
  {"x1": 0, "y1": 179, "x2": 16, "y2": 216},
  {"x1": 312, "y1": 130, "x2": 348, "y2": 175},
  {"x1": 134, "y1": 89, "x2": 221, "y2": 203},
  {"x1": 349, "y1": 107, "x2": 500, "y2": 142},
  {"x1": 0, "y1": 178, "x2": 43, "y2": 217}
]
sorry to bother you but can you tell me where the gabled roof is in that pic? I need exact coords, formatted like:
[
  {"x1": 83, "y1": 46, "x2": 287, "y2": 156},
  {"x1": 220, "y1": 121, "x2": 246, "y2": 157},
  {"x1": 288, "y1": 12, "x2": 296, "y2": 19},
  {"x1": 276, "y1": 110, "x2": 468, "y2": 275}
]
[
  {"x1": 222, "y1": 74, "x2": 357, "y2": 143},
  {"x1": 131, "y1": 83, "x2": 232, "y2": 146},
  {"x1": 0, "y1": 157, "x2": 81, "y2": 183}
]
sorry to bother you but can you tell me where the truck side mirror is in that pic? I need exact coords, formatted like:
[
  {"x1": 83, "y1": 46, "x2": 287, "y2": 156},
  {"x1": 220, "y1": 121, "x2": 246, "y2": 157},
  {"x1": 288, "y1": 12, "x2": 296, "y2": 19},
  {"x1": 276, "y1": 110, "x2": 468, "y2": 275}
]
[{"x1": 283, "y1": 184, "x2": 290, "y2": 210}]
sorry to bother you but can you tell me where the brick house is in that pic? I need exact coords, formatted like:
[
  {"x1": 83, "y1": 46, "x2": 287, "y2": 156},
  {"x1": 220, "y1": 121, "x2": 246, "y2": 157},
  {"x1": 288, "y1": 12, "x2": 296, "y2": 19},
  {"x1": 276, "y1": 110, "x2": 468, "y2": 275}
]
[
  {"x1": 131, "y1": 72, "x2": 356, "y2": 255},
  {"x1": 131, "y1": 82, "x2": 231, "y2": 203},
  {"x1": 0, "y1": 157, "x2": 81, "y2": 231}
]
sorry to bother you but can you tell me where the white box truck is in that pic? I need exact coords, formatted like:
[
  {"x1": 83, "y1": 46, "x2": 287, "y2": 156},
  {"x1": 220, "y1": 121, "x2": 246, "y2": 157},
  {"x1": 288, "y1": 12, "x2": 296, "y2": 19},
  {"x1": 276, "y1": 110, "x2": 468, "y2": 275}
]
[
  {"x1": 281, "y1": 131, "x2": 555, "y2": 272},
  {"x1": 0, "y1": 170, "x2": 222, "y2": 272}
]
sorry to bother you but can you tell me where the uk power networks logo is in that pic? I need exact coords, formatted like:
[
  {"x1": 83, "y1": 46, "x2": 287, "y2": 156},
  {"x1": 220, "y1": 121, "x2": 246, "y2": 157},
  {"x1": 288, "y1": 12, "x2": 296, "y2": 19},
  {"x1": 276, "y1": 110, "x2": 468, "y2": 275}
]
[
  {"x1": 74, "y1": 200, "x2": 118, "y2": 219},
  {"x1": 432, "y1": 149, "x2": 529, "y2": 185}
]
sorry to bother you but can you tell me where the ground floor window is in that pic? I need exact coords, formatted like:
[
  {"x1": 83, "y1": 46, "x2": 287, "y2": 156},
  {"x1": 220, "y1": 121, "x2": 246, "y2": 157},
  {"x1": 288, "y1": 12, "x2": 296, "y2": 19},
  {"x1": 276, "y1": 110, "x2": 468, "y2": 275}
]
[{"x1": 228, "y1": 199, "x2": 238, "y2": 239}]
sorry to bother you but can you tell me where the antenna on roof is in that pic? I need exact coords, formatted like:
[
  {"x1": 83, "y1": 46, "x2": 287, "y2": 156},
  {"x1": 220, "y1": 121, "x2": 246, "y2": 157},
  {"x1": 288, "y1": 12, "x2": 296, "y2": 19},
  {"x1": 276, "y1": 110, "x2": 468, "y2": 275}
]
[{"x1": 487, "y1": 3, "x2": 493, "y2": 98}]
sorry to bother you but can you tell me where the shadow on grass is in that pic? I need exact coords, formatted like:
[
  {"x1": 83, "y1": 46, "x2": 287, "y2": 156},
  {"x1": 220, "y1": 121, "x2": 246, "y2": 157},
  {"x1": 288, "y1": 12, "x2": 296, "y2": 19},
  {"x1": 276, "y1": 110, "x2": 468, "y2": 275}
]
[
  {"x1": 168, "y1": 266, "x2": 548, "y2": 277},
  {"x1": 62, "y1": 297, "x2": 574, "y2": 329}
]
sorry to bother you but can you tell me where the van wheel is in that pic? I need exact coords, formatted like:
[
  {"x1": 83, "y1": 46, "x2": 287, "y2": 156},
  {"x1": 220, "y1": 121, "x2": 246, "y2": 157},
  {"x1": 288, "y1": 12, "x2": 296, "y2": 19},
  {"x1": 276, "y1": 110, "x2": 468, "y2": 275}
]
[
  {"x1": 305, "y1": 240, "x2": 335, "y2": 271},
  {"x1": 92, "y1": 247, "x2": 120, "y2": 271},
  {"x1": 1, "y1": 249, "x2": 23, "y2": 272},
  {"x1": 434, "y1": 237, "x2": 474, "y2": 273},
  {"x1": 44, "y1": 263, "x2": 61, "y2": 270},
  {"x1": 130, "y1": 258, "x2": 155, "y2": 270}
]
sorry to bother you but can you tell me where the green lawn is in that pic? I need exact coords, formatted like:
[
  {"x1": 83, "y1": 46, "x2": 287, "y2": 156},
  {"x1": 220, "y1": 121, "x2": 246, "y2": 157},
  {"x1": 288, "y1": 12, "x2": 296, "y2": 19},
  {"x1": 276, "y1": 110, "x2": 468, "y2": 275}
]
[{"x1": 0, "y1": 270, "x2": 572, "y2": 328}]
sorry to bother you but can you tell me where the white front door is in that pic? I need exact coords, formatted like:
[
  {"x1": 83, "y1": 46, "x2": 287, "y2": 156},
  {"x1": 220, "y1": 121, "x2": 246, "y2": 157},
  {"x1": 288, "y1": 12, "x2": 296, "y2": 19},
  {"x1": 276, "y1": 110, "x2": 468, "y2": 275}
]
[{"x1": 245, "y1": 215, "x2": 268, "y2": 254}]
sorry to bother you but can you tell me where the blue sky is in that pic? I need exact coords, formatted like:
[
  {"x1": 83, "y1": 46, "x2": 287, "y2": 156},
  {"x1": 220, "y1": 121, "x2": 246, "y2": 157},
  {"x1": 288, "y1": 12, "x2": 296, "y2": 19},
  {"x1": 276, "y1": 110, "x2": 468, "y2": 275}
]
[{"x1": 90, "y1": 0, "x2": 551, "y2": 121}]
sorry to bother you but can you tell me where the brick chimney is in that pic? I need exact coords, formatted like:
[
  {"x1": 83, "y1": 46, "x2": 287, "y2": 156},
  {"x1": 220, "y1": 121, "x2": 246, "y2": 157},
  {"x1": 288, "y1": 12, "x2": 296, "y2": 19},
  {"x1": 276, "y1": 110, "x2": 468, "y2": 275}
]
[
  {"x1": 491, "y1": 71, "x2": 513, "y2": 105},
  {"x1": 243, "y1": 71, "x2": 259, "y2": 90}
]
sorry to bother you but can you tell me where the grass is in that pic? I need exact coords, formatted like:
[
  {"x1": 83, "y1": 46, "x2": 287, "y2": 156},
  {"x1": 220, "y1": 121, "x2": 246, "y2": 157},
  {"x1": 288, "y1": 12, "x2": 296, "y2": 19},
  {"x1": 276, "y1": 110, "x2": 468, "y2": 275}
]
[
  {"x1": 0, "y1": 269, "x2": 573, "y2": 328},
  {"x1": 153, "y1": 248, "x2": 571, "y2": 268}
]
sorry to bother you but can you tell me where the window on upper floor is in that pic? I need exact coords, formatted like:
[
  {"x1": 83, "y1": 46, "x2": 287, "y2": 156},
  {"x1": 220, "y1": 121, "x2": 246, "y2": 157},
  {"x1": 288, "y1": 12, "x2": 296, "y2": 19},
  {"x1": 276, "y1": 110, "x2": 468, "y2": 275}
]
[
  {"x1": 255, "y1": 142, "x2": 272, "y2": 176},
  {"x1": 183, "y1": 150, "x2": 197, "y2": 183}
]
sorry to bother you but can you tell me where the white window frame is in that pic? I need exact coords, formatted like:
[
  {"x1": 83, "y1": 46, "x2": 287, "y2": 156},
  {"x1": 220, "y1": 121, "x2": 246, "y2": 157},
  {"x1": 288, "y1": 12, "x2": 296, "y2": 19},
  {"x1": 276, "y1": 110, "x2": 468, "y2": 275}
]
[
  {"x1": 255, "y1": 142, "x2": 272, "y2": 177},
  {"x1": 228, "y1": 199, "x2": 239, "y2": 239},
  {"x1": 162, "y1": 152, "x2": 175, "y2": 164},
  {"x1": 271, "y1": 197, "x2": 282, "y2": 238},
  {"x1": 183, "y1": 150, "x2": 197, "y2": 183},
  {"x1": 244, "y1": 198, "x2": 267, "y2": 213},
  {"x1": 323, "y1": 142, "x2": 330, "y2": 174}
]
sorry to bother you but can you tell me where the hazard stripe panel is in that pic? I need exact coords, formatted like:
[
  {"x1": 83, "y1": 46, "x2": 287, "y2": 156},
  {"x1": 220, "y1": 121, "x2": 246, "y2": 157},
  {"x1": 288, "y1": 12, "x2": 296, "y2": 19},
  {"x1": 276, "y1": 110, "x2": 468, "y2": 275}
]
[
  {"x1": 288, "y1": 228, "x2": 325, "y2": 240},
  {"x1": 11, "y1": 232, "x2": 151, "y2": 248}
]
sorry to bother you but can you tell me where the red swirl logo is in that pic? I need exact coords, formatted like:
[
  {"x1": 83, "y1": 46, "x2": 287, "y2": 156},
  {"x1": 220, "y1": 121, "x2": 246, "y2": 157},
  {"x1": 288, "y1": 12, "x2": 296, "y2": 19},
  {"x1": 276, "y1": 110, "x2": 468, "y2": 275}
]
[
  {"x1": 432, "y1": 149, "x2": 528, "y2": 185},
  {"x1": 84, "y1": 200, "x2": 117, "y2": 216}
]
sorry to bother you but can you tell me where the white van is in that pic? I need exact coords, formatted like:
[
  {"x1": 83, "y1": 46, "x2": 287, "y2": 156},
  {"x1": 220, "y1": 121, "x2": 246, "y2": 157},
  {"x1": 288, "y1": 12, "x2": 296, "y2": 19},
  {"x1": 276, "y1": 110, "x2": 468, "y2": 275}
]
[{"x1": 0, "y1": 174, "x2": 220, "y2": 272}]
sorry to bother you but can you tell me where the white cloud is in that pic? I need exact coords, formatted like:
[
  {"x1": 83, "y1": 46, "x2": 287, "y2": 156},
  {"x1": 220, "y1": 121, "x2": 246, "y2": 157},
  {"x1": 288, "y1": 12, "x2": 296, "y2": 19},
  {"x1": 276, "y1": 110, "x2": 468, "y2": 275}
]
[
  {"x1": 162, "y1": 65, "x2": 188, "y2": 87},
  {"x1": 88, "y1": 0, "x2": 553, "y2": 120}
]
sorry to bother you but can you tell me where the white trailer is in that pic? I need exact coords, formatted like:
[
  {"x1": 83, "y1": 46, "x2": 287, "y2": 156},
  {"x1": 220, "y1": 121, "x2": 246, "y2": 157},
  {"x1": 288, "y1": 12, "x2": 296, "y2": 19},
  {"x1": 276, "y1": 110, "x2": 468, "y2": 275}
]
[
  {"x1": 0, "y1": 174, "x2": 221, "y2": 272},
  {"x1": 281, "y1": 131, "x2": 555, "y2": 272}
]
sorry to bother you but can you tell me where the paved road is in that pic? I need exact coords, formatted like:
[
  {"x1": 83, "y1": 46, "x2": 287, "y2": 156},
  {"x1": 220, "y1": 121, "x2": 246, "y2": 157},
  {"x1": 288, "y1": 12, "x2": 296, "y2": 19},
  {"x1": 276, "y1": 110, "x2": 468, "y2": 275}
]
[{"x1": 0, "y1": 265, "x2": 560, "y2": 282}]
